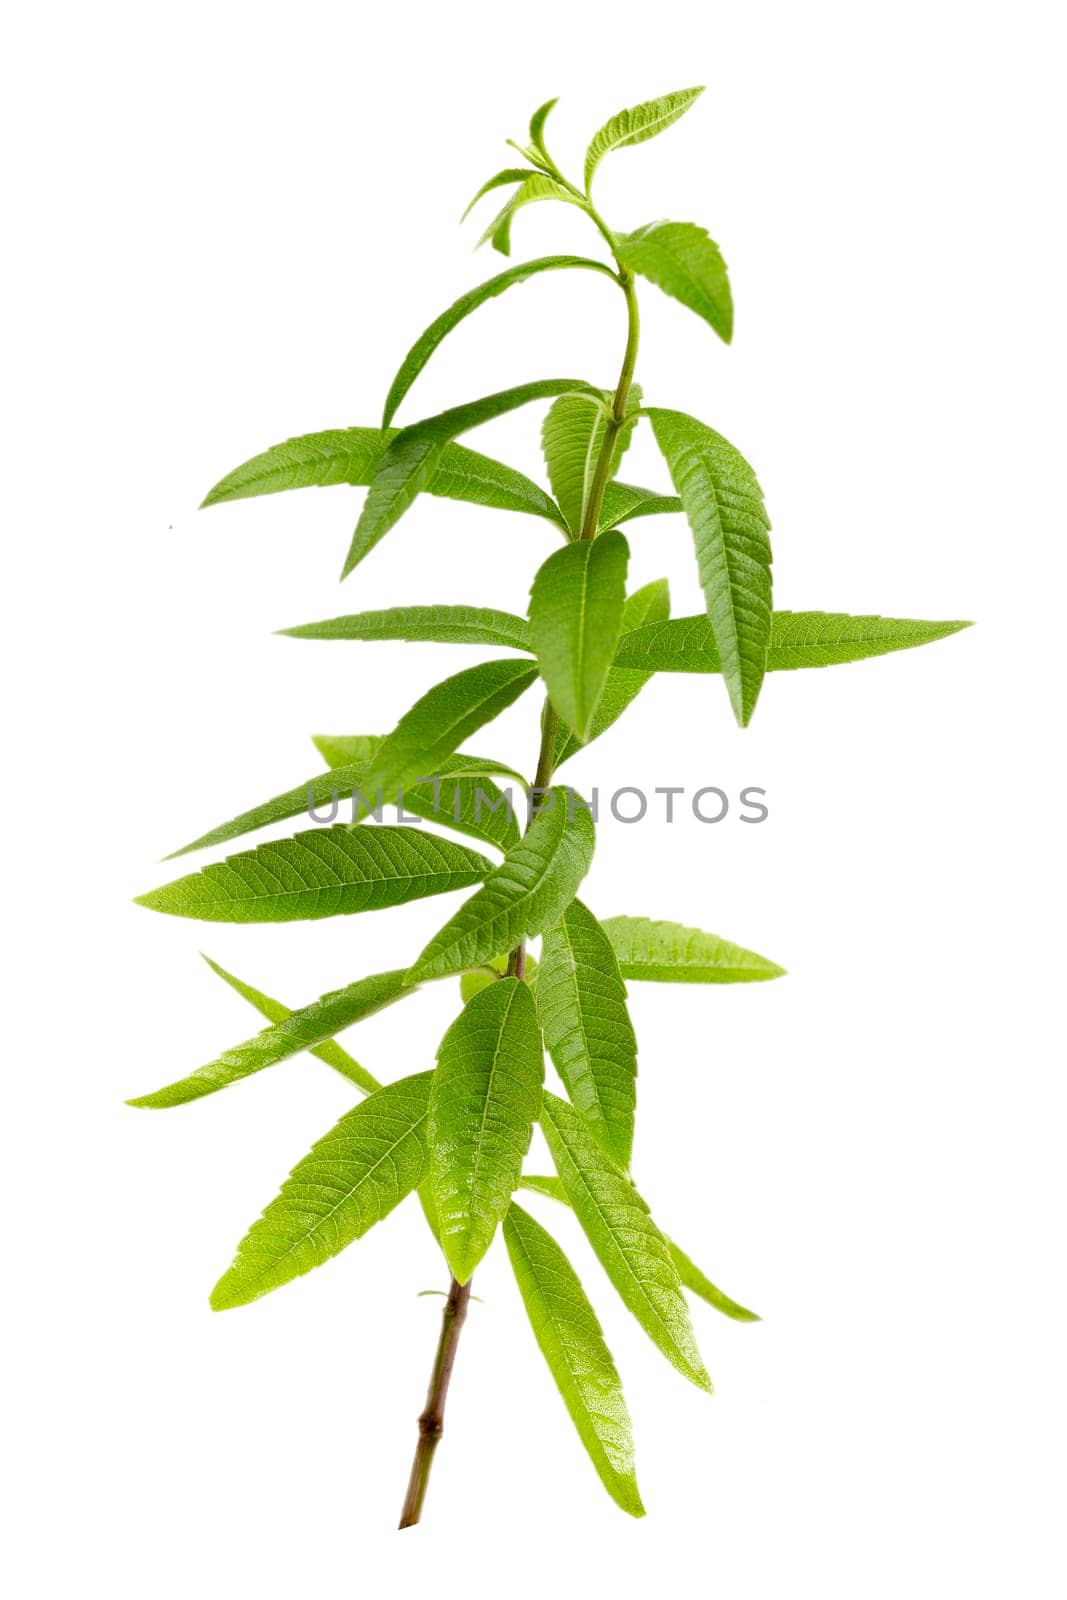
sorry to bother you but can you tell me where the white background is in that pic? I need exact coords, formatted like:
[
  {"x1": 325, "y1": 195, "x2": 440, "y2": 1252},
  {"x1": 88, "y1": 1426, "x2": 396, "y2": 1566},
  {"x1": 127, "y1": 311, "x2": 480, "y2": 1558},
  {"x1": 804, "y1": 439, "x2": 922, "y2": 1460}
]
[{"x1": 4, "y1": 2, "x2": 1065, "y2": 1594}]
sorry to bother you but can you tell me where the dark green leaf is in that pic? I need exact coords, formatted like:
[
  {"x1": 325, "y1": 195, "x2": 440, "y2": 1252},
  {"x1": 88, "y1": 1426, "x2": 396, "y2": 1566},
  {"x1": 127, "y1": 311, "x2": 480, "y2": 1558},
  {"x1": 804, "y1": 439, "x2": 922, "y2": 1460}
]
[
  {"x1": 408, "y1": 787, "x2": 596, "y2": 982},
  {"x1": 128, "y1": 970, "x2": 408, "y2": 1108},
  {"x1": 599, "y1": 480, "x2": 682, "y2": 531},
  {"x1": 537, "y1": 899, "x2": 637, "y2": 1169},
  {"x1": 601, "y1": 916, "x2": 784, "y2": 983},
  {"x1": 383, "y1": 257, "x2": 616, "y2": 426},
  {"x1": 616, "y1": 221, "x2": 732, "y2": 343},
  {"x1": 210, "y1": 1072, "x2": 432, "y2": 1309},
  {"x1": 504, "y1": 1203, "x2": 644, "y2": 1516},
  {"x1": 647, "y1": 407, "x2": 772, "y2": 726},
  {"x1": 136, "y1": 827, "x2": 491, "y2": 924},
  {"x1": 528, "y1": 530, "x2": 630, "y2": 739},
  {"x1": 540, "y1": 1092, "x2": 711, "y2": 1391},
  {"x1": 554, "y1": 577, "x2": 671, "y2": 765},
  {"x1": 429, "y1": 978, "x2": 544, "y2": 1281},
  {"x1": 541, "y1": 387, "x2": 641, "y2": 537}
]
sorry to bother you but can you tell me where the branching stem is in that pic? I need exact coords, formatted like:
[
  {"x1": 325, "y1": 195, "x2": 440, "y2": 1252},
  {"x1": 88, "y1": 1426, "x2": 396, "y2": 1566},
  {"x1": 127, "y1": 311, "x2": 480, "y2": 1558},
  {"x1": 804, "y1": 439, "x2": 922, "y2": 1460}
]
[{"x1": 397, "y1": 210, "x2": 641, "y2": 1531}]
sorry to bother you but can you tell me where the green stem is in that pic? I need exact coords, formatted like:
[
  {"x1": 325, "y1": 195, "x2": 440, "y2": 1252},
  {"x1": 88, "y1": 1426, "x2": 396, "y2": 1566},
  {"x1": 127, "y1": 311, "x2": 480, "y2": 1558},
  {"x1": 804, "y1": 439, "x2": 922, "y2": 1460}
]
[{"x1": 398, "y1": 207, "x2": 640, "y2": 1531}]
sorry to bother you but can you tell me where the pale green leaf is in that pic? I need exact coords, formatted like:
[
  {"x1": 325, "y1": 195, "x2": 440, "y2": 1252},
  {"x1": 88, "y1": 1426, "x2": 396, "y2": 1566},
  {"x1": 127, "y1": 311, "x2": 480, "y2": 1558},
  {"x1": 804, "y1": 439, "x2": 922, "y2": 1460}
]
[
  {"x1": 201, "y1": 426, "x2": 562, "y2": 527},
  {"x1": 615, "y1": 221, "x2": 733, "y2": 343},
  {"x1": 479, "y1": 173, "x2": 579, "y2": 256},
  {"x1": 647, "y1": 407, "x2": 772, "y2": 726},
  {"x1": 529, "y1": 530, "x2": 630, "y2": 740},
  {"x1": 601, "y1": 916, "x2": 784, "y2": 983},
  {"x1": 539, "y1": 1092, "x2": 711, "y2": 1390},
  {"x1": 198, "y1": 954, "x2": 381, "y2": 1095},
  {"x1": 553, "y1": 577, "x2": 671, "y2": 765},
  {"x1": 280, "y1": 605, "x2": 531, "y2": 650},
  {"x1": 344, "y1": 381, "x2": 595, "y2": 578},
  {"x1": 528, "y1": 97, "x2": 559, "y2": 164},
  {"x1": 584, "y1": 87, "x2": 704, "y2": 192},
  {"x1": 383, "y1": 257, "x2": 616, "y2": 425},
  {"x1": 210, "y1": 1072, "x2": 432, "y2": 1309},
  {"x1": 128, "y1": 970, "x2": 408, "y2": 1108},
  {"x1": 541, "y1": 386, "x2": 641, "y2": 537},
  {"x1": 504, "y1": 1203, "x2": 644, "y2": 1516},
  {"x1": 407, "y1": 787, "x2": 596, "y2": 982},
  {"x1": 136, "y1": 827, "x2": 490, "y2": 924},
  {"x1": 349, "y1": 658, "x2": 537, "y2": 825},
  {"x1": 460, "y1": 167, "x2": 531, "y2": 221},
  {"x1": 518, "y1": 1176, "x2": 759, "y2": 1322},
  {"x1": 614, "y1": 611, "x2": 972, "y2": 673},
  {"x1": 312, "y1": 735, "x2": 524, "y2": 788},
  {"x1": 429, "y1": 978, "x2": 544, "y2": 1281},
  {"x1": 459, "y1": 951, "x2": 539, "y2": 1003},
  {"x1": 537, "y1": 899, "x2": 637, "y2": 1169}
]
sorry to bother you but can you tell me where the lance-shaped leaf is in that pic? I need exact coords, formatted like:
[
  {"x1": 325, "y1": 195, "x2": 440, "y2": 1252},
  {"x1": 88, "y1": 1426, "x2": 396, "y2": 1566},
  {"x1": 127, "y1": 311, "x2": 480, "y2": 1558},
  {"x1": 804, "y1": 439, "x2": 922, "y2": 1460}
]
[
  {"x1": 528, "y1": 97, "x2": 559, "y2": 166},
  {"x1": 480, "y1": 173, "x2": 579, "y2": 256},
  {"x1": 128, "y1": 969, "x2": 408, "y2": 1108},
  {"x1": 202, "y1": 425, "x2": 561, "y2": 526},
  {"x1": 537, "y1": 899, "x2": 637, "y2": 1169},
  {"x1": 429, "y1": 978, "x2": 544, "y2": 1281},
  {"x1": 344, "y1": 380, "x2": 595, "y2": 578},
  {"x1": 280, "y1": 604, "x2": 532, "y2": 651},
  {"x1": 199, "y1": 954, "x2": 381, "y2": 1094},
  {"x1": 539, "y1": 1093, "x2": 711, "y2": 1391},
  {"x1": 459, "y1": 950, "x2": 539, "y2": 1003},
  {"x1": 460, "y1": 167, "x2": 532, "y2": 221},
  {"x1": 504, "y1": 1203, "x2": 644, "y2": 1517},
  {"x1": 615, "y1": 221, "x2": 733, "y2": 343},
  {"x1": 383, "y1": 256, "x2": 616, "y2": 426},
  {"x1": 210, "y1": 1072, "x2": 432, "y2": 1310},
  {"x1": 614, "y1": 610, "x2": 972, "y2": 673},
  {"x1": 554, "y1": 577, "x2": 670, "y2": 766},
  {"x1": 350, "y1": 658, "x2": 537, "y2": 825},
  {"x1": 312, "y1": 734, "x2": 524, "y2": 788},
  {"x1": 136, "y1": 827, "x2": 490, "y2": 924},
  {"x1": 601, "y1": 916, "x2": 785, "y2": 983},
  {"x1": 584, "y1": 87, "x2": 704, "y2": 193},
  {"x1": 647, "y1": 407, "x2": 772, "y2": 727},
  {"x1": 518, "y1": 1176, "x2": 759, "y2": 1323},
  {"x1": 541, "y1": 387, "x2": 641, "y2": 537},
  {"x1": 167, "y1": 750, "x2": 521, "y2": 862},
  {"x1": 599, "y1": 480, "x2": 682, "y2": 531},
  {"x1": 529, "y1": 530, "x2": 629, "y2": 740},
  {"x1": 408, "y1": 787, "x2": 596, "y2": 982}
]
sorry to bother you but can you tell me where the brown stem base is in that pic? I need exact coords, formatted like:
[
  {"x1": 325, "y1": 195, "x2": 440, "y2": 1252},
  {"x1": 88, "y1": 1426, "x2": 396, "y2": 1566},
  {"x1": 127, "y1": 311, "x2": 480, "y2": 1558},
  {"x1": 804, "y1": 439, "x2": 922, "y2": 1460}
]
[{"x1": 397, "y1": 1275, "x2": 472, "y2": 1529}]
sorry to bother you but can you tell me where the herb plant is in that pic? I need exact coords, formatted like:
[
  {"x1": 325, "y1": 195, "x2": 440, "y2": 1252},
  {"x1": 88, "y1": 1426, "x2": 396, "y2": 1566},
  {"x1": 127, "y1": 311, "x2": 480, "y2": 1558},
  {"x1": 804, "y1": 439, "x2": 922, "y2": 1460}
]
[{"x1": 133, "y1": 87, "x2": 969, "y2": 1528}]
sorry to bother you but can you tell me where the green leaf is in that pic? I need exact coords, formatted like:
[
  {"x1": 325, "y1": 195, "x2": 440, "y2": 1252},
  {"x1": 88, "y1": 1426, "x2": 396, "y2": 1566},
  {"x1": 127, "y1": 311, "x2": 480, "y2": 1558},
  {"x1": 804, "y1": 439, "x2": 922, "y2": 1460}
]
[
  {"x1": 349, "y1": 658, "x2": 537, "y2": 825},
  {"x1": 518, "y1": 1176, "x2": 759, "y2": 1322},
  {"x1": 539, "y1": 1092, "x2": 711, "y2": 1391},
  {"x1": 479, "y1": 173, "x2": 580, "y2": 256},
  {"x1": 199, "y1": 954, "x2": 381, "y2": 1095},
  {"x1": 210, "y1": 1072, "x2": 432, "y2": 1309},
  {"x1": 407, "y1": 787, "x2": 596, "y2": 982},
  {"x1": 201, "y1": 426, "x2": 562, "y2": 527},
  {"x1": 136, "y1": 827, "x2": 491, "y2": 924},
  {"x1": 280, "y1": 604, "x2": 531, "y2": 651},
  {"x1": 344, "y1": 380, "x2": 595, "y2": 578},
  {"x1": 598, "y1": 480, "x2": 682, "y2": 531},
  {"x1": 166, "y1": 748, "x2": 521, "y2": 863},
  {"x1": 528, "y1": 530, "x2": 630, "y2": 740},
  {"x1": 584, "y1": 87, "x2": 704, "y2": 192},
  {"x1": 600, "y1": 916, "x2": 784, "y2": 983},
  {"x1": 537, "y1": 899, "x2": 637, "y2": 1169},
  {"x1": 615, "y1": 221, "x2": 732, "y2": 343},
  {"x1": 429, "y1": 978, "x2": 544, "y2": 1281},
  {"x1": 128, "y1": 970, "x2": 408, "y2": 1108},
  {"x1": 647, "y1": 407, "x2": 772, "y2": 726},
  {"x1": 668, "y1": 1238, "x2": 760, "y2": 1323},
  {"x1": 528, "y1": 97, "x2": 559, "y2": 165},
  {"x1": 614, "y1": 611, "x2": 974, "y2": 672},
  {"x1": 541, "y1": 386, "x2": 641, "y2": 537},
  {"x1": 504, "y1": 1203, "x2": 644, "y2": 1517},
  {"x1": 553, "y1": 576, "x2": 671, "y2": 766},
  {"x1": 459, "y1": 951, "x2": 539, "y2": 1004},
  {"x1": 312, "y1": 734, "x2": 524, "y2": 788},
  {"x1": 383, "y1": 257, "x2": 616, "y2": 426},
  {"x1": 460, "y1": 167, "x2": 531, "y2": 221}
]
